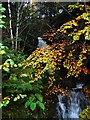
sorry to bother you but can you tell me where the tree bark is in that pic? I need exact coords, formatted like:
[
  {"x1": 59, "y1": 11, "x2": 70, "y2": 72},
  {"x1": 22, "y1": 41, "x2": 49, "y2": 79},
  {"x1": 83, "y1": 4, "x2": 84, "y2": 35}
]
[
  {"x1": 16, "y1": 2, "x2": 20, "y2": 50},
  {"x1": 8, "y1": 0, "x2": 14, "y2": 49}
]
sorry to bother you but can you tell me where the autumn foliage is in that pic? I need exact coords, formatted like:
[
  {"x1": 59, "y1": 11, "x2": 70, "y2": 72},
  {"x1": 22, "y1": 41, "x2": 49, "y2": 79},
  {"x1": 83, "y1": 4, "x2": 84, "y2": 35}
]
[{"x1": 23, "y1": 4, "x2": 90, "y2": 92}]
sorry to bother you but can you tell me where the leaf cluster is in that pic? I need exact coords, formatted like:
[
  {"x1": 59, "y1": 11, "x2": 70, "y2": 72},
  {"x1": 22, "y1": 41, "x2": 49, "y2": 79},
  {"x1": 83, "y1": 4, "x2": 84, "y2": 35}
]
[
  {"x1": 0, "y1": 4, "x2": 6, "y2": 28},
  {"x1": 23, "y1": 4, "x2": 90, "y2": 95},
  {"x1": 0, "y1": 44, "x2": 45, "y2": 112},
  {"x1": 79, "y1": 106, "x2": 90, "y2": 120}
]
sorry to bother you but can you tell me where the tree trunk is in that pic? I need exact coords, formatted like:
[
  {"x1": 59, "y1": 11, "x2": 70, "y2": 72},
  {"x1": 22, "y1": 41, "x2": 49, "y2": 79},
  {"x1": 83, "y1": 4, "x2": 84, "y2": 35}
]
[
  {"x1": 16, "y1": 2, "x2": 20, "y2": 50},
  {"x1": 8, "y1": 0, "x2": 14, "y2": 49}
]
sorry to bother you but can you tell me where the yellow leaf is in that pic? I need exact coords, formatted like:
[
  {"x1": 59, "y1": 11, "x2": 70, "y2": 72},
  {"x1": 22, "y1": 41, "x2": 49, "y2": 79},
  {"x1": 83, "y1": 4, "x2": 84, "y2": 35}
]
[
  {"x1": 0, "y1": 65, "x2": 2, "y2": 69},
  {"x1": 0, "y1": 50, "x2": 5, "y2": 55},
  {"x1": 3, "y1": 63, "x2": 9, "y2": 67},
  {"x1": 73, "y1": 35, "x2": 80, "y2": 41},
  {"x1": 14, "y1": 64, "x2": 17, "y2": 67}
]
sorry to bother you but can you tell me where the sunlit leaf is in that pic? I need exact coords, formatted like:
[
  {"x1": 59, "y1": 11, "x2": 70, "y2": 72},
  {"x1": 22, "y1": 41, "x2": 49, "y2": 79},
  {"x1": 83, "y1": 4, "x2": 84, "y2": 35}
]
[
  {"x1": 0, "y1": 50, "x2": 5, "y2": 55},
  {"x1": 13, "y1": 97, "x2": 18, "y2": 102},
  {"x1": 3, "y1": 67, "x2": 9, "y2": 72}
]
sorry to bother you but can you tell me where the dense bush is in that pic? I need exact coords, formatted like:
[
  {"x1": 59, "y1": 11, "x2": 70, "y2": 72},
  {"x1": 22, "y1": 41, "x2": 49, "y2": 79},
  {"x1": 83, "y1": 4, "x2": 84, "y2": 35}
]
[{"x1": 0, "y1": 44, "x2": 45, "y2": 114}]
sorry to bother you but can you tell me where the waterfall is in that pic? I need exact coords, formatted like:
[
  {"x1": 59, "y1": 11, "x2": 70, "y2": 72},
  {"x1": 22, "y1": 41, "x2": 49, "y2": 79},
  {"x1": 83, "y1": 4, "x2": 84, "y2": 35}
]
[
  {"x1": 56, "y1": 84, "x2": 89, "y2": 120},
  {"x1": 38, "y1": 37, "x2": 47, "y2": 47}
]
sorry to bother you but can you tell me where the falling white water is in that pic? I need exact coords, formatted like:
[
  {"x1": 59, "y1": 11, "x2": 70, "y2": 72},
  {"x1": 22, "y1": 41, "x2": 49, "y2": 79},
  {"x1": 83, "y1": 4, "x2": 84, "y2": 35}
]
[
  {"x1": 56, "y1": 84, "x2": 89, "y2": 120},
  {"x1": 68, "y1": 91, "x2": 81, "y2": 118},
  {"x1": 38, "y1": 37, "x2": 47, "y2": 47}
]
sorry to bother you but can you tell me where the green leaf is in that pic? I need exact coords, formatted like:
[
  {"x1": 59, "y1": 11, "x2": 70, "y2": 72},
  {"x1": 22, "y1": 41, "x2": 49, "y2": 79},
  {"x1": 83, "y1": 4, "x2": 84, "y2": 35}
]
[
  {"x1": 13, "y1": 97, "x2": 18, "y2": 101},
  {"x1": 38, "y1": 102, "x2": 45, "y2": 110},
  {"x1": 10, "y1": 60, "x2": 14, "y2": 67},
  {"x1": 20, "y1": 73, "x2": 28, "y2": 77},
  {"x1": 83, "y1": 115, "x2": 87, "y2": 119},
  {"x1": 2, "y1": 15, "x2": 6, "y2": 18},
  {"x1": 87, "y1": 115, "x2": 90, "y2": 119},
  {"x1": 18, "y1": 63, "x2": 22, "y2": 67},
  {"x1": 3, "y1": 101, "x2": 9, "y2": 107},
  {"x1": 0, "y1": 103, "x2": 3, "y2": 108},
  {"x1": 0, "y1": 50, "x2": 5, "y2": 54},
  {"x1": 0, "y1": 7, "x2": 6, "y2": 12},
  {"x1": 0, "y1": 15, "x2": 6, "y2": 18},
  {"x1": 25, "y1": 100, "x2": 30, "y2": 108},
  {"x1": 35, "y1": 93, "x2": 42, "y2": 102},
  {"x1": 29, "y1": 94, "x2": 35, "y2": 102},
  {"x1": 0, "y1": 24, "x2": 4, "y2": 28},
  {"x1": 85, "y1": 35, "x2": 90, "y2": 40},
  {"x1": 3, "y1": 103, "x2": 7, "y2": 107},
  {"x1": 5, "y1": 101, "x2": 10, "y2": 105},
  {"x1": 13, "y1": 76, "x2": 17, "y2": 81},
  {"x1": 29, "y1": 69, "x2": 35, "y2": 73},
  {"x1": 30, "y1": 102, "x2": 36, "y2": 111},
  {"x1": 3, "y1": 67, "x2": 9, "y2": 72},
  {"x1": 25, "y1": 95, "x2": 35, "y2": 108},
  {"x1": 0, "y1": 20, "x2": 5, "y2": 24},
  {"x1": 25, "y1": 83, "x2": 32, "y2": 90},
  {"x1": 20, "y1": 94, "x2": 27, "y2": 99},
  {"x1": 5, "y1": 59, "x2": 14, "y2": 67}
]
